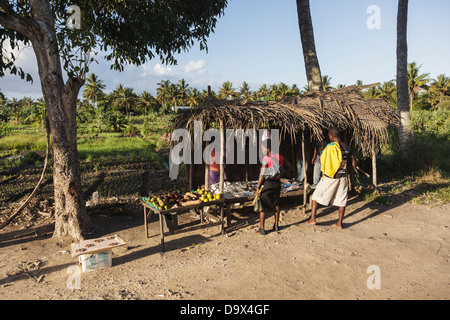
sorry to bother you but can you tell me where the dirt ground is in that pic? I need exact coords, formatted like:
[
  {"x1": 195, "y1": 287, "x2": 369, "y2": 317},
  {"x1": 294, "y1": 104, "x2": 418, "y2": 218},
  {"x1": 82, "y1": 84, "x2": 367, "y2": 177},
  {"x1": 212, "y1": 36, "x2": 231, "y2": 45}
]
[{"x1": 0, "y1": 193, "x2": 448, "y2": 301}]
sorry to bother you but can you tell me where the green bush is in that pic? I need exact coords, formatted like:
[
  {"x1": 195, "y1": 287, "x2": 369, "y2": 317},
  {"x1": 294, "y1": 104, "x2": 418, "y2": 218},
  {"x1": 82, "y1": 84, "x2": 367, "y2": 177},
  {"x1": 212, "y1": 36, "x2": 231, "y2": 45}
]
[{"x1": 378, "y1": 109, "x2": 450, "y2": 178}]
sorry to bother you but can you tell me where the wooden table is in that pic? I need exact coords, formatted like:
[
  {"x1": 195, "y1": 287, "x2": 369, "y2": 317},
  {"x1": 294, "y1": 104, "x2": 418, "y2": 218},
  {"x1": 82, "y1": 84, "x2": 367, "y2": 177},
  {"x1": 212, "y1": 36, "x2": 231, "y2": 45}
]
[
  {"x1": 143, "y1": 188, "x2": 312, "y2": 252},
  {"x1": 142, "y1": 198, "x2": 225, "y2": 252},
  {"x1": 223, "y1": 188, "x2": 313, "y2": 226}
]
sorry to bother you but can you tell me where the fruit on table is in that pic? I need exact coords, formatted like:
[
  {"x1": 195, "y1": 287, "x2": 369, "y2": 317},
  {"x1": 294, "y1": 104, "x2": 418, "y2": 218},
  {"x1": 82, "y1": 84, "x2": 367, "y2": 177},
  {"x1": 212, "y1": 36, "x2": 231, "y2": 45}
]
[
  {"x1": 195, "y1": 187, "x2": 220, "y2": 202},
  {"x1": 146, "y1": 191, "x2": 185, "y2": 210},
  {"x1": 146, "y1": 187, "x2": 222, "y2": 209}
]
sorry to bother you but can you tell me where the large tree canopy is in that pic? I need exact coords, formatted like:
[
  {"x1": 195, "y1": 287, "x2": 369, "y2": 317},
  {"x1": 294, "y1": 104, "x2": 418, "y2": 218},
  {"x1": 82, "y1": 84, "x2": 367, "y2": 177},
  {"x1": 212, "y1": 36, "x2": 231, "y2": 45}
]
[
  {"x1": 0, "y1": 0, "x2": 228, "y2": 240},
  {"x1": 1, "y1": 0, "x2": 228, "y2": 78}
]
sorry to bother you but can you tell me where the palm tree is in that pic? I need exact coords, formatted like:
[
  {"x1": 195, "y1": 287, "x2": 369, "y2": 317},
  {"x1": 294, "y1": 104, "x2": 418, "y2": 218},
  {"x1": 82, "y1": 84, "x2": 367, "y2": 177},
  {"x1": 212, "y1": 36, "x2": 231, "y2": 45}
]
[
  {"x1": 430, "y1": 74, "x2": 450, "y2": 97},
  {"x1": 7, "y1": 97, "x2": 21, "y2": 124},
  {"x1": 269, "y1": 83, "x2": 281, "y2": 100},
  {"x1": 113, "y1": 84, "x2": 136, "y2": 118},
  {"x1": 218, "y1": 81, "x2": 236, "y2": 100},
  {"x1": 278, "y1": 82, "x2": 291, "y2": 98},
  {"x1": 365, "y1": 86, "x2": 380, "y2": 99},
  {"x1": 296, "y1": 0, "x2": 322, "y2": 91},
  {"x1": 378, "y1": 81, "x2": 397, "y2": 106},
  {"x1": 83, "y1": 73, "x2": 106, "y2": 109},
  {"x1": 397, "y1": 0, "x2": 411, "y2": 152},
  {"x1": 166, "y1": 83, "x2": 182, "y2": 108},
  {"x1": 321, "y1": 75, "x2": 334, "y2": 92},
  {"x1": 291, "y1": 84, "x2": 301, "y2": 96},
  {"x1": 156, "y1": 80, "x2": 171, "y2": 110},
  {"x1": 239, "y1": 81, "x2": 252, "y2": 100},
  {"x1": 301, "y1": 85, "x2": 310, "y2": 94},
  {"x1": 256, "y1": 84, "x2": 270, "y2": 101},
  {"x1": 177, "y1": 79, "x2": 190, "y2": 105},
  {"x1": 186, "y1": 88, "x2": 202, "y2": 108},
  {"x1": 407, "y1": 62, "x2": 429, "y2": 111},
  {"x1": 137, "y1": 91, "x2": 158, "y2": 116}
]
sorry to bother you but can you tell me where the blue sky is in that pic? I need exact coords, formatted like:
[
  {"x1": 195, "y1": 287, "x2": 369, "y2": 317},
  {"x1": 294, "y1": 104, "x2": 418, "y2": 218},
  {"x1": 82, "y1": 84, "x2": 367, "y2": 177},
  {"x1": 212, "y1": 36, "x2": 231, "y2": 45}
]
[{"x1": 1, "y1": 0, "x2": 450, "y2": 99}]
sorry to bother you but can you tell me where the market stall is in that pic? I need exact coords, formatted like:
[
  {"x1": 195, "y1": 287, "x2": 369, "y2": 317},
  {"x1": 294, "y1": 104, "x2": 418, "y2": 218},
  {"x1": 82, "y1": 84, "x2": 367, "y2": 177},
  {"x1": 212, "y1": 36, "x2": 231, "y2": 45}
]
[{"x1": 145, "y1": 85, "x2": 399, "y2": 249}]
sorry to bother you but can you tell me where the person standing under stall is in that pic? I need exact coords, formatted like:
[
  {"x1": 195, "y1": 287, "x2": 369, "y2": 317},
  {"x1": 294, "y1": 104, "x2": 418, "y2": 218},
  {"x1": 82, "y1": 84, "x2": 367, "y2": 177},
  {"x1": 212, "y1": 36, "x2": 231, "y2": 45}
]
[
  {"x1": 256, "y1": 139, "x2": 292, "y2": 235},
  {"x1": 209, "y1": 148, "x2": 226, "y2": 186},
  {"x1": 306, "y1": 127, "x2": 356, "y2": 229}
]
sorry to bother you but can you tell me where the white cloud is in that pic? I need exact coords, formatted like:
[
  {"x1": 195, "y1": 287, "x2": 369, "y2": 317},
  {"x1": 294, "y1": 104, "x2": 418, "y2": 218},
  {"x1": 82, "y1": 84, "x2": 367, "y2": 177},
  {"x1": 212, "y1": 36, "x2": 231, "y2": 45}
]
[
  {"x1": 183, "y1": 60, "x2": 208, "y2": 75},
  {"x1": 140, "y1": 63, "x2": 177, "y2": 77}
]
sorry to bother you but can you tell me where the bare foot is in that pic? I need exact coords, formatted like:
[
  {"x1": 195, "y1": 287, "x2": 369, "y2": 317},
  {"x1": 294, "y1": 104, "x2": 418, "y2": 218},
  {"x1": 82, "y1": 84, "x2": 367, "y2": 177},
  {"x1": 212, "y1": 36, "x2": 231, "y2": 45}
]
[
  {"x1": 304, "y1": 220, "x2": 316, "y2": 225},
  {"x1": 256, "y1": 228, "x2": 266, "y2": 235},
  {"x1": 336, "y1": 223, "x2": 343, "y2": 229}
]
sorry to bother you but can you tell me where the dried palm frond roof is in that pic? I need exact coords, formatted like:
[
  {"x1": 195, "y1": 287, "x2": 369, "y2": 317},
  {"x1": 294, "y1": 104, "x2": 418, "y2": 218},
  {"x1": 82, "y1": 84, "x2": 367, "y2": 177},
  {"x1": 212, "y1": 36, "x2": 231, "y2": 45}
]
[{"x1": 172, "y1": 85, "x2": 400, "y2": 157}]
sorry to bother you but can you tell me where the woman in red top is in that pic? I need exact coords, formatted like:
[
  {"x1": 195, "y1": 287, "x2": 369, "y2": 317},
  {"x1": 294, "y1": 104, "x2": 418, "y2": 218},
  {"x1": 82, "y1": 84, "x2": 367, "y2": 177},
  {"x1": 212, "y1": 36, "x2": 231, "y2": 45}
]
[
  {"x1": 209, "y1": 149, "x2": 226, "y2": 185},
  {"x1": 256, "y1": 140, "x2": 292, "y2": 235}
]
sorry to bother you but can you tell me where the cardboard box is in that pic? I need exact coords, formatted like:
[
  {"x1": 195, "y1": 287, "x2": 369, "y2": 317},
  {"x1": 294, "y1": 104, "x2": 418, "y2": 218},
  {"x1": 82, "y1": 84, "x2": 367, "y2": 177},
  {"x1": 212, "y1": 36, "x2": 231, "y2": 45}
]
[
  {"x1": 70, "y1": 234, "x2": 126, "y2": 272},
  {"x1": 78, "y1": 250, "x2": 112, "y2": 273}
]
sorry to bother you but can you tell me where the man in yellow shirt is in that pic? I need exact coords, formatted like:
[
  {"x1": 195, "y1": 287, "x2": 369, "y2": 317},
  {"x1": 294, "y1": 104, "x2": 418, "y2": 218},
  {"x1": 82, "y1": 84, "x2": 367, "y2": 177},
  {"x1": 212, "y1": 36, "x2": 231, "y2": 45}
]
[{"x1": 305, "y1": 127, "x2": 356, "y2": 229}]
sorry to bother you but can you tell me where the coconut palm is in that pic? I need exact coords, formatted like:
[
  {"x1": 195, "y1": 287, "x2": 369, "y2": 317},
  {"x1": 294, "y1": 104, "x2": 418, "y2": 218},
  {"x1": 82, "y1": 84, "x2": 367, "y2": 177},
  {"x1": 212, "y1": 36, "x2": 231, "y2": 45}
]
[
  {"x1": 168, "y1": 83, "x2": 182, "y2": 107},
  {"x1": 156, "y1": 80, "x2": 172, "y2": 110},
  {"x1": 397, "y1": 0, "x2": 411, "y2": 152},
  {"x1": 321, "y1": 75, "x2": 334, "y2": 92},
  {"x1": 177, "y1": 79, "x2": 190, "y2": 105},
  {"x1": 113, "y1": 84, "x2": 136, "y2": 118},
  {"x1": 296, "y1": 0, "x2": 322, "y2": 91},
  {"x1": 301, "y1": 85, "x2": 310, "y2": 94},
  {"x1": 378, "y1": 81, "x2": 397, "y2": 106},
  {"x1": 186, "y1": 88, "x2": 202, "y2": 108},
  {"x1": 364, "y1": 86, "x2": 380, "y2": 99},
  {"x1": 278, "y1": 82, "x2": 291, "y2": 98},
  {"x1": 256, "y1": 84, "x2": 270, "y2": 101},
  {"x1": 429, "y1": 74, "x2": 450, "y2": 97},
  {"x1": 269, "y1": 83, "x2": 281, "y2": 100},
  {"x1": 239, "y1": 81, "x2": 252, "y2": 101},
  {"x1": 291, "y1": 84, "x2": 301, "y2": 96},
  {"x1": 83, "y1": 73, "x2": 106, "y2": 108},
  {"x1": 137, "y1": 91, "x2": 158, "y2": 115},
  {"x1": 218, "y1": 81, "x2": 236, "y2": 100},
  {"x1": 407, "y1": 62, "x2": 430, "y2": 111},
  {"x1": 7, "y1": 97, "x2": 21, "y2": 124}
]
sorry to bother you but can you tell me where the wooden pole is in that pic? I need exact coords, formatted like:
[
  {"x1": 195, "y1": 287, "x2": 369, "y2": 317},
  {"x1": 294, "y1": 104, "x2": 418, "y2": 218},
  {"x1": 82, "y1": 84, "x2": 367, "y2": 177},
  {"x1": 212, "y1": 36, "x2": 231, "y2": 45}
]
[
  {"x1": 189, "y1": 131, "x2": 194, "y2": 191},
  {"x1": 205, "y1": 141, "x2": 210, "y2": 190},
  {"x1": 302, "y1": 131, "x2": 307, "y2": 215},
  {"x1": 189, "y1": 164, "x2": 194, "y2": 191},
  {"x1": 245, "y1": 137, "x2": 249, "y2": 182},
  {"x1": 159, "y1": 213, "x2": 165, "y2": 252},
  {"x1": 144, "y1": 206, "x2": 148, "y2": 239},
  {"x1": 372, "y1": 144, "x2": 377, "y2": 189},
  {"x1": 219, "y1": 119, "x2": 225, "y2": 195}
]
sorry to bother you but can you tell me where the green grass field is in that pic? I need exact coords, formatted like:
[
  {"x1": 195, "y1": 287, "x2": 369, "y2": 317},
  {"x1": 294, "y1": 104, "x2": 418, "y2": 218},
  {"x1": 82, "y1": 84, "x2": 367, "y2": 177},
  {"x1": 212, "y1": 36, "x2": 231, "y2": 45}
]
[{"x1": 0, "y1": 113, "x2": 173, "y2": 203}]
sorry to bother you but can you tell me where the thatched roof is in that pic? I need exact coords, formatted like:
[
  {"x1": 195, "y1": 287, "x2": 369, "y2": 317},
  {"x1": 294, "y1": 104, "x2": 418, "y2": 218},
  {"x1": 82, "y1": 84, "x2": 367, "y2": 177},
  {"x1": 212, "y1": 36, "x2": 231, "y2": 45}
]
[{"x1": 172, "y1": 85, "x2": 399, "y2": 157}]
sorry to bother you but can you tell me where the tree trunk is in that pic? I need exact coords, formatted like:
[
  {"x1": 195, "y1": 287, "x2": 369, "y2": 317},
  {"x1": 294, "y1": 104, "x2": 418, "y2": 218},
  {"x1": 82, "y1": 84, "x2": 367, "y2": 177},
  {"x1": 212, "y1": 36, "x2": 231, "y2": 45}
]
[
  {"x1": 296, "y1": 0, "x2": 322, "y2": 91},
  {"x1": 30, "y1": 1, "x2": 91, "y2": 240},
  {"x1": 396, "y1": 0, "x2": 412, "y2": 153}
]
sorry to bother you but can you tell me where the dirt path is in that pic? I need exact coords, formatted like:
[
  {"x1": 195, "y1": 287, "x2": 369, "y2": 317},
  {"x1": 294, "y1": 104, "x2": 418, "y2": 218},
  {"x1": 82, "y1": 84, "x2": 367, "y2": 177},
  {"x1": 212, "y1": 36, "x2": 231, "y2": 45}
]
[{"x1": 0, "y1": 195, "x2": 448, "y2": 300}]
